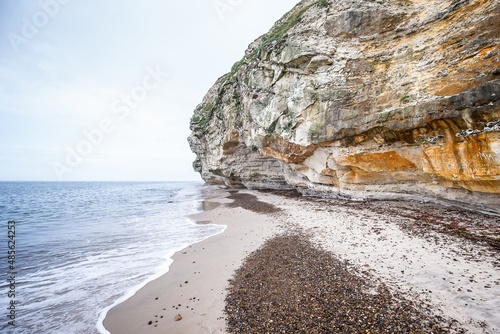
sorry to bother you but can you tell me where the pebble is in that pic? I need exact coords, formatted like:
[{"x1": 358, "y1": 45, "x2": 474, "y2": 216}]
[{"x1": 225, "y1": 233, "x2": 450, "y2": 333}]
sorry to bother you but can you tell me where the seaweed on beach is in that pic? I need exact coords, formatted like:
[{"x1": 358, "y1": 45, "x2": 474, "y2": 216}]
[
  {"x1": 286, "y1": 194, "x2": 500, "y2": 252},
  {"x1": 225, "y1": 233, "x2": 453, "y2": 333}
]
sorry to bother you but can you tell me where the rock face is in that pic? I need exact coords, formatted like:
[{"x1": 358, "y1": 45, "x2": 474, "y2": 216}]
[{"x1": 188, "y1": 0, "x2": 500, "y2": 214}]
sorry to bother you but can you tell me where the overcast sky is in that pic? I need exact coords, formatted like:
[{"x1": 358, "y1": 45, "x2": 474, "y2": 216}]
[{"x1": 0, "y1": 0, "x2": 298, "y2": 181}]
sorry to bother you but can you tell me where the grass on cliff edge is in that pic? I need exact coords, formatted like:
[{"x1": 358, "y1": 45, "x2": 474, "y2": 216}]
[
  {"x1": 228, "y1": 0, "x2": 330, "y2": 79},
  {"x1": 192, "y1": 0, "x2": 330, "y2": 128}
]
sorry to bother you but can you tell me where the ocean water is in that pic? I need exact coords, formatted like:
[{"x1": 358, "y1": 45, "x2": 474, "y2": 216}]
[{"x1": 0, "y1": 182, "x2": 225, "y2": 334}]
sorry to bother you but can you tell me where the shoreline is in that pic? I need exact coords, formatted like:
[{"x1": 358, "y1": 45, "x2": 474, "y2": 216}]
[
  {"x1": 103, "y1": 186, "x2": 283, "y2": 333},
  {"x1": 97, "y1": 223, "x2": 224, "y2": 333},
  {"x1": 104, "y1": 187, "x2": 500, "y2": 333}
]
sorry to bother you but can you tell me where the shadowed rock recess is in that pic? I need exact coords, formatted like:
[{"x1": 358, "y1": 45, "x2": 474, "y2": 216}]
[{"x1": 188, "y1": 0, "x2": 500, "y2": 214}]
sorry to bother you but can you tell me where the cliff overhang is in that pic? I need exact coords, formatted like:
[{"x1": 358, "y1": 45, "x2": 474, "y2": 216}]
[{"x1": 189, "y1": 0, "x2": 500, "y2": 214}]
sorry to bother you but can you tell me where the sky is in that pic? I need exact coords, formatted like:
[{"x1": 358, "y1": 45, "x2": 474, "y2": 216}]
[{"x1": 0, "y1": 0, "x2": 299, "y2": 181}]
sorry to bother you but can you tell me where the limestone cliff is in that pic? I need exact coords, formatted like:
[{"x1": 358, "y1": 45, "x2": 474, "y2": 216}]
[{"x1": 189, "y1": 0, "x2": 500, "y2": 214}]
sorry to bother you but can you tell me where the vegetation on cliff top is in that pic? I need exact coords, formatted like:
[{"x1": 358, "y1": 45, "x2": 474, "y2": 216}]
[
  {"x1": 243, "y1": 0, "x2": 330, "y2": 64},
  {"x1": 191, "y1": 0, "x2": 331, "y2": 130}
]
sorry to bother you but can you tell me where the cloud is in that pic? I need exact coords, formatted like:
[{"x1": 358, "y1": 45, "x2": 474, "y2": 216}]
[{"x1": 1, "y1": 0, "x2": 300, "y2": 181}]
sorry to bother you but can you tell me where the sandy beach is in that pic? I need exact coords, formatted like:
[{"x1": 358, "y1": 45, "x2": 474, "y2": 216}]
[
  {"x1": 104, "y1": 186, "x2": 500, "y2": 333},
  {"x1": 103, "y1": 187, "x2": 283, "y2": 333}
]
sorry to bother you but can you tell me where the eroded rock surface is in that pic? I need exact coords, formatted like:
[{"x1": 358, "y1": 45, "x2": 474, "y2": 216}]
[{"x1": 189, "y1": 0, "x2": 500, "y2": 214}]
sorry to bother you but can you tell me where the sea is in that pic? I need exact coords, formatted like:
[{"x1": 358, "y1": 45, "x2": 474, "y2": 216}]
[{"x1": 0, "y1": 181, "x2": 226, "y2": 334}]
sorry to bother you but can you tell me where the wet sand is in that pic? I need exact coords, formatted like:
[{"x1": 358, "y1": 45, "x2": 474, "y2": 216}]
[
  {"x1": 104, "y1": 186, "x2": 500, "y2": 333},
  {"x1": 103, "y1": 187, "x2": 282, "y2": 333}
]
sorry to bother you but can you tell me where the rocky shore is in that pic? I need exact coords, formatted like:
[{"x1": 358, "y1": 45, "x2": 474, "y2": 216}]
[
  {"x1": 224, "y1": 189, "x2": 500, "y2": 333},
  {"x1": 226, "y1": 233, "x2": 449, "y2": 333},
  {"x1": 104, "y1": 186, "x2": 499, "y2": 333}
]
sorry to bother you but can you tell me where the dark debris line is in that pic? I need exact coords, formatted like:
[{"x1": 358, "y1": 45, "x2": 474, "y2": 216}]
[
  {"x1": 225, "y1": 234, "x2": 451, "y2": 334},
  {"x1": 226, "y1": 192, "x2": 282, "y2": 214}
]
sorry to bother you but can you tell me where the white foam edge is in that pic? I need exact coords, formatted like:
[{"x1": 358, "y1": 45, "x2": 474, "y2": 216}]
[{"x1": 96, "y1": 220, "x2": 227, "y2": 334}]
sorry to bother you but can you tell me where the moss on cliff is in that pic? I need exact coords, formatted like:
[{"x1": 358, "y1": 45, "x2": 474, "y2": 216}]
[
  {"x1": 200, "y1": 0, "x2": 331, "y2": 128},
  {"x1": 189, "y1": 0, "x2": 500, "y2": 213},
  {"x1": 247, "y1": 0, "x2": 330, "y2": 61}
]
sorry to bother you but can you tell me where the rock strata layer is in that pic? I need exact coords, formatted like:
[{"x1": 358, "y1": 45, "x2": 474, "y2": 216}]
[{"x1": 189, "y1": 0, "x2": 500, "y2": 214}]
